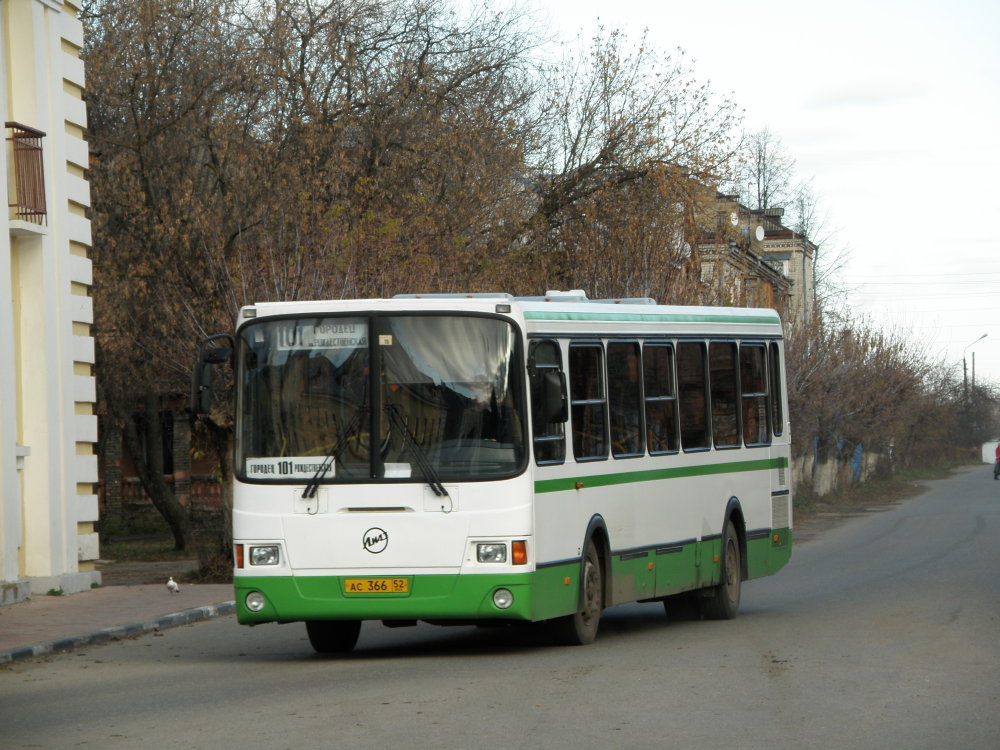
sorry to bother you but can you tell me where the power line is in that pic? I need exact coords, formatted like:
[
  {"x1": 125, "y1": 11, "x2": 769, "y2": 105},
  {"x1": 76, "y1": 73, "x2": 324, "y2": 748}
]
[
  {"x1": 858, "y1": 292, "x2": 1000, "y2": 301},
  {"x1": 848, "y1": 280, "x2": 1000, "y2": 286},
  {"x1": 848, "y1": 272, "x2": 1000, "y2": 279}
]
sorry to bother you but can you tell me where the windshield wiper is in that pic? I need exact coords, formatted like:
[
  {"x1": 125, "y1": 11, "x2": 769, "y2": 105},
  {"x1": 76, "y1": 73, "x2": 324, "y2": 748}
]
[
  {"x1": 384, "y1": 403, "x2": 449, "y2": 497},
  {"x1": 302, "y1": 407, "x2": 365, "y2": 499}
]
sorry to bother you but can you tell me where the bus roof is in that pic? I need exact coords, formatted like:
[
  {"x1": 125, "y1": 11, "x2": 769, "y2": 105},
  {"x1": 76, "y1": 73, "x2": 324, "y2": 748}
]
[{"x1": 239, "y1": 292, "x2": 783, "y2": 336}]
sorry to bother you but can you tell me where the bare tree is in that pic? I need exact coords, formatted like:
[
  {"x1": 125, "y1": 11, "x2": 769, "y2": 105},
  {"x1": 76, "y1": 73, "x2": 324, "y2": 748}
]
[
  {"x1": 784, "y1": 177, "x2": 852, "y2": 314},
  {"x1": 85, "y1": 0, "x2": 247, "y2": 548},
  {"x1": 515, "y1": 28, "x2": 742, "y2": 294},
  {"x1": 83, "y1": 0, "x2": 542, "y2": 547},
  {"x1": 83, "y1": 0, "x2": 974, "y2": 526},
  {"x1": 784, "y1": 311, "x2": 950, "y2": 485},
  {"x1": 731, "y1": 126, "x2": 796, "y2": 211}
]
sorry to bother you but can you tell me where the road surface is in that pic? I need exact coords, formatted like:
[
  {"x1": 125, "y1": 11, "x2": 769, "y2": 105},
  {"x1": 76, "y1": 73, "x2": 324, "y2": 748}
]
[{"x1": 2, "y1": 465, "x2": 997, "y2": 749}]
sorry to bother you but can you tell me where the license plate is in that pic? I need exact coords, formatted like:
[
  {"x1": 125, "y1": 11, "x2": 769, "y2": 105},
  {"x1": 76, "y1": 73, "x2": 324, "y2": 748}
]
[{"x1": 344, "y1": 577, "x2": 410, "y2": 594}]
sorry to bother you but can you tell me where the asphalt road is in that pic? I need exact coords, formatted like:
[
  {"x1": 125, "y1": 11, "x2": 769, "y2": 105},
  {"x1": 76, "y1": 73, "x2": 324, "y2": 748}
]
[{"x1": 2, "y1": 466, "x2": 998, "y2": 749}]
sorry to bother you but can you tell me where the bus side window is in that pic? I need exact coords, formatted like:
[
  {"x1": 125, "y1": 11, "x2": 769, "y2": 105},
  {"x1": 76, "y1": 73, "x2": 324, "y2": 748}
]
[
  {"x1": 769, "y1": 342, "x2": 785, "y2": 436},
  {"x1": 643, "y1": 344, "x2": 678, "y2": 454},
  {"x1": 740, "y1": 343, "x2": 771, "y2": 446},
  {"x1": 709, "y1": 342, "x2": 740, "y2": 448},
  {"x1": 677, "y1": 342, "x2": 710, "y2": 450},
  {"x1": 529, "y1": 340, "x2": 567, "y2": 464},
  {"x1": 608, "y1": 341, "x2": 644, "y2": 458},
  {"x1": 569, "y1": 343, "x2": 608, "y2": 461}
]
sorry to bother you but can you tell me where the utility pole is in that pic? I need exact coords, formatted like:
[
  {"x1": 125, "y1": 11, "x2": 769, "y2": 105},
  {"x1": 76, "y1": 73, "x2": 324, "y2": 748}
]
[{"x1": 963, "y1": 333, "x2": 988, "y2": 403}]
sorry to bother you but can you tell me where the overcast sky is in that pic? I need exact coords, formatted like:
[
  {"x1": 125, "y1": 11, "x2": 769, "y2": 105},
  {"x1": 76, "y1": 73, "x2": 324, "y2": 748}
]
[{"x1": 492, "y1": 0, "x2": 1000, "y2": 385}]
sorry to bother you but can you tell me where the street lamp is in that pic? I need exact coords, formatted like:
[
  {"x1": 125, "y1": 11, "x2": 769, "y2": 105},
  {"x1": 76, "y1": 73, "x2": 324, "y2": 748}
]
[{"x1": 963, "y1": 333, "x2": 988, "y2": 402}]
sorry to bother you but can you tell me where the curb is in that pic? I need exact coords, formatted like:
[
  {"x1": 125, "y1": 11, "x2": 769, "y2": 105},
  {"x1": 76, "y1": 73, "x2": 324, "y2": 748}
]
[{"x1": 0, "y1": 600, "x2": 236, "y2": 665}]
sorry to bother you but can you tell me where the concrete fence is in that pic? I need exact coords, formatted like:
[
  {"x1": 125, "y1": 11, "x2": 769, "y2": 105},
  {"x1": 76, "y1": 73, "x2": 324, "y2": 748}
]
[{"x1": 792, "y1": 441, "x2": 886, "y2": 498}]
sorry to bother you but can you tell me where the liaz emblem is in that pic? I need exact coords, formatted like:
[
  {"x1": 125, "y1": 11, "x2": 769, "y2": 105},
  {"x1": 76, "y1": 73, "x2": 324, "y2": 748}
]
[{"x1": 363, "y1": 527, "x2": 388, "y2": 554}]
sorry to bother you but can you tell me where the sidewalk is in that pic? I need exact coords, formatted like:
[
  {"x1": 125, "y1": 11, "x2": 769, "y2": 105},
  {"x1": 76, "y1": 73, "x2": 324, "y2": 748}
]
[{"x1": 0, "y1": 581, "x2": 235, "y2": 664}]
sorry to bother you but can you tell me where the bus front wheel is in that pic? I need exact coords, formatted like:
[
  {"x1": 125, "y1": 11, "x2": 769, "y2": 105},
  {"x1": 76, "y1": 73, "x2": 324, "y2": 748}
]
[
  {"x1": 306, "y1": 620, "x2": 361, "y2": 654},
  {"x1": 551, "y1": 539, "x2": 603, "y2": 645},
  {"x1": 700, "y1": 520, "x2": 742, "y2": 620}
]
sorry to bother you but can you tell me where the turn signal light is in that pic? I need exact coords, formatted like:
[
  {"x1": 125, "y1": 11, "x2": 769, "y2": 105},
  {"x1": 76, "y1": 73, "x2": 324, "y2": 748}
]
[
  {"x1": 235, "y1": 543, "x2": 244, "y2": 569},
  {"x1": 512, "y1": 540, "x2": 527, "y2": 565}
]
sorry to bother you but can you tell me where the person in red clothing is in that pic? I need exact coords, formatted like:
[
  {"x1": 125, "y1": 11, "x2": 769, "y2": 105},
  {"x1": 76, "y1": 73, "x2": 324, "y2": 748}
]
[{"x1": 994, "y1": 443, "x2": 1000, "y2": 479}]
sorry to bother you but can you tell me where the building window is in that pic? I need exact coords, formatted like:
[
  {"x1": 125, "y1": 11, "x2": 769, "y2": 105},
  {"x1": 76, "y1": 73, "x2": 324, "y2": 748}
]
[{"x1": 6, "y1": 122, "x2": 47, "y2": 225}]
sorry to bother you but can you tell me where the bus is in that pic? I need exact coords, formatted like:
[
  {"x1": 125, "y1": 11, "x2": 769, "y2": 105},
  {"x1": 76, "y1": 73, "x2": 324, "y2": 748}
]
[{"x1": 193, "y1": 290, "x2": 792, "y2": 652}]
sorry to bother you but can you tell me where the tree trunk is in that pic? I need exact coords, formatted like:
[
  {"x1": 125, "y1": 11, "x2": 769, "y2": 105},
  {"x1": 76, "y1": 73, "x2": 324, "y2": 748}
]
[{"x1": 119, "y1": 392, "x2": 191, "y2": 550}]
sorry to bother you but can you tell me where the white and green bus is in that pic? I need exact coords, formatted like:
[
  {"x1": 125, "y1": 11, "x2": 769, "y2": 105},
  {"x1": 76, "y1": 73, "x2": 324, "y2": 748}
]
[{"x1": 194, "y1": 291, "x2": 792, "y2": 652}]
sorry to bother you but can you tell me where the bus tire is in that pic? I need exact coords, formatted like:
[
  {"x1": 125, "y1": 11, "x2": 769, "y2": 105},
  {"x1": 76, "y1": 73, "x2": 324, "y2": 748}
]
[
  {"x1": 551, "y1": 539, "x2": 602, "y2": 645},
  {"x1": 700, "y1": 521, "x2": 742, "y2": 620},
  {"x1": 305, "y1": 620, "x2": 361, "y2": 654}
]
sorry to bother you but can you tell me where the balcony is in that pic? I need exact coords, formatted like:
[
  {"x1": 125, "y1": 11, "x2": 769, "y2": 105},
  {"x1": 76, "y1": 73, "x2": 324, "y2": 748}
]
[{"x1": 6, "y1": 122, "x2": 47, "y2": 226}]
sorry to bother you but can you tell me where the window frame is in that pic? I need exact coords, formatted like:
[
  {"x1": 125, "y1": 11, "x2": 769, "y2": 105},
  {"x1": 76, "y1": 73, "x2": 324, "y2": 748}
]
[
  {"x1": 235, "y1": 311, "x2": 528, "y2": 484},
  {"x1": 528, "y1": 339, "x2": 567, "y2": 466},
  {"x1": 739, "y1": 342, "x2": 771, "y2": 447},
  {"x1": 709, "y1": 340, "x2": 741, "y2": 450},
  {"x1": 569, "y1": 341, "x2": 610, "y2": 462},
  {"x1": 607, "y1": 340, "x2": 645, "y2": 459},
  {"x1": 642, "y1": 341, "x2": 680, "y2": 456},
  {"x1": 769, "y1": 342, "x2": 785, "y2": 437},
  {"x1": 677, "y1": 340, "x2": 711, "y2": 452}
]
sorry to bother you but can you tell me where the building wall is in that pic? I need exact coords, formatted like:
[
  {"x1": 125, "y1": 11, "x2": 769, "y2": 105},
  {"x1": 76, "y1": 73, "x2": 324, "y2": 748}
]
[
  {"x1": 698, "y1": 197, "x2": 792, "y2": 314},
  {"x1": 1, "y1": 0, "x2": 97, "y2": 603},
  {"x1": 761, "y1": 236, "x2": 816, "y2": 324}
]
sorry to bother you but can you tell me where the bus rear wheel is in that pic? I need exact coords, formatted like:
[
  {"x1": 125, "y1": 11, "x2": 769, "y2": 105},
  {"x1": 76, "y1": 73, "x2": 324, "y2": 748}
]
[
  {"x1": 551, "y1": 540, "x2": 602, "y2": 645},
  {"x1": 306, "y1": 620, "x2": 361, "y2": 654},
  {"x1": 700, "y1": 521, "x2": 741, "y2": 620}
]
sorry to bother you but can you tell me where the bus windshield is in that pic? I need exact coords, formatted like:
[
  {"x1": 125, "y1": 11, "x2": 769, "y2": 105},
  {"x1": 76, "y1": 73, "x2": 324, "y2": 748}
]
[{"x1": 236, "y1": 314, "x2": 527, "y2": 483}]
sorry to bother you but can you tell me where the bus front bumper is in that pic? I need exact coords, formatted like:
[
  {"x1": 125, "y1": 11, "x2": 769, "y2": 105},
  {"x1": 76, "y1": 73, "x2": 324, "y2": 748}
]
[{"x1": 234, "y1": 571, "x2": 558, "y2": 625}]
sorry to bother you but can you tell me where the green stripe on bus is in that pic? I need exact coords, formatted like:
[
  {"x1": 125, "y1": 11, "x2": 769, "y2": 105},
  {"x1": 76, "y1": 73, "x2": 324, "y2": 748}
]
[
  {"x1": 236, "y1": 571, "x2": 538, "y2": 624},
  {"x1": 235, "y1": 570, "x2": 586, "y2": 624},
  {"x1": 534, "y1": 457, "x2": 789, "y2": 494},
  {"x1": 523, "y1": 311, "x2": 781, "y2": 325}
]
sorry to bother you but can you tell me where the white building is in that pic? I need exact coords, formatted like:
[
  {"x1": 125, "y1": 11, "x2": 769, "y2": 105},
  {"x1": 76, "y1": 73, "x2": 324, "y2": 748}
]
[{"x1": 1, "y1": 0, "x2": 98, "y2": 604}]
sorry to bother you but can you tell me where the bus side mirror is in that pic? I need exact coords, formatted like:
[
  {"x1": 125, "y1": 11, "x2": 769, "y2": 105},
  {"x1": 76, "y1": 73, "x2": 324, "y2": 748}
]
[
  {"x1": 203, "y1": 345, "x2": 232, "y2": 364},
  {"x1": 192, "y1": 334, "x2": 234, "y2": 414},
  {"x1": 540, "y1": 370, "x2": 568, "y2": 424},
  {"x1": 193, "y1": 361, "x2": 215, "y2": 415}
]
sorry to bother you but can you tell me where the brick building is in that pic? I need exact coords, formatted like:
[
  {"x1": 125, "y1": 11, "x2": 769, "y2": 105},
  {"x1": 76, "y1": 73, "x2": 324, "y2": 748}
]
[{"x1": 699, "y1": 194, "x2": 816, "y2": 324}]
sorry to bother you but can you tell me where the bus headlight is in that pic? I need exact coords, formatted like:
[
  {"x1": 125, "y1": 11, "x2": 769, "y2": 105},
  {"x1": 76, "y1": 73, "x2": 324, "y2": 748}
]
[
  {"x1": 249, "y1": 545, "x2": 280, "y2": 566},
  {"x1": 245, "y1": 591, "x2": 266, "y2": 612},
  {"x1": 477, "y1": 543, "x2": 507, "y2": 563},
  {"x1": 493, "y1": 588, "x2": 514, "y2": 609}
]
